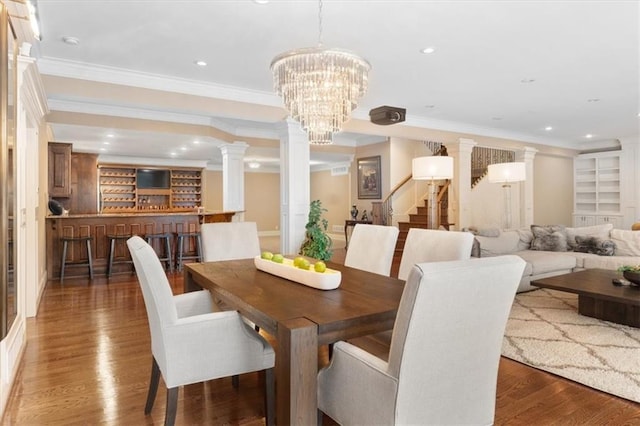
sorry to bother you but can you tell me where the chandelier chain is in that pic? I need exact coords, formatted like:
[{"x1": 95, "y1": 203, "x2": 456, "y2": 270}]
[{"x1": 318, "y1": 0, "x2": 323, "y2": 46}]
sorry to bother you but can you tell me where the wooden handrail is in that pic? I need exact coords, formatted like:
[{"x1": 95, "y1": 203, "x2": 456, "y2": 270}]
[{"x1": 383, "y1": 174, "x2": 412, "y2": 205}]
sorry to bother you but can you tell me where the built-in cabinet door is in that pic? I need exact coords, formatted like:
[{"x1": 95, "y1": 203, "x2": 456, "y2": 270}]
[
  {"x1": 48, "y1": 142, "x2": 72, "y2": 198},
  {"x1": 596, "y1": 215, "x2": 622, "y2": 228},
  {"x1": 572, "y1": 214, "x2": 596, "y2": 227}
]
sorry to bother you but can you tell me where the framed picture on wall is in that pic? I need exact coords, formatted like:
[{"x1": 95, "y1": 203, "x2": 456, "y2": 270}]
[{"x1": 357, "y1": 156, "x2": 381, "y2": 199}]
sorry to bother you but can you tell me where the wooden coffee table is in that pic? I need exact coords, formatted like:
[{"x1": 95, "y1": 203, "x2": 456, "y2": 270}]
[{"x1": 531, "y1": 269, "x2": 640, "y2": 328}]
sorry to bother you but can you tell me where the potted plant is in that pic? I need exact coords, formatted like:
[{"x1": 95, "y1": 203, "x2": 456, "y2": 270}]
[
  {"x1": 618, "y1": 265, "x2": 640, "y2": 285},
  {"x1": 299, "y1": 200, "x2": 333, "y2": 261}
]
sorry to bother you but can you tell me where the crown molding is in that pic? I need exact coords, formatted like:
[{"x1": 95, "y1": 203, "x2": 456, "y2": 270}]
[{"x1": 37, "y1": 57, "x2": 283, "y2": 107}]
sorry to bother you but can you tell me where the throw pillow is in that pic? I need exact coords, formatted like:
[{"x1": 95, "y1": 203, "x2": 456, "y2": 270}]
[
  {"x1": 565, "y1": 223, "x2": 613, "y2": 250},
  {"x1": 610, "y1": 229, "x2": 640, "y2": 256},
  {"x1": 530, "y1": 224, "x2": 568, "y2": 252},
  {"x1": 574, "y1": 235, "x2": 616, "y2": 256}
]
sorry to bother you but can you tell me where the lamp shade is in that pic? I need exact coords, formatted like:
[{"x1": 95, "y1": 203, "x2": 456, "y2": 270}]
[
  {"x1": 487, "y1": 162, "x2": 526, "y2": 183},
  {"x1": 412, "y1": 156, "x2": 454, "y2": 180}
]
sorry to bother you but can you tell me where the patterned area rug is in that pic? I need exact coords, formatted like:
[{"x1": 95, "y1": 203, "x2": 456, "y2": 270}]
[{"x1": 502, "y1": 288, "x2": 640, "y2": 403}]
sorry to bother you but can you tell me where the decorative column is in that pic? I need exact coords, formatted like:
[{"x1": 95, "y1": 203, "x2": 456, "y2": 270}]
[
  {"x1": 446, "y1": 138, "x2": 477, "y2": 230},
  {"x1": 516, "y1": 147, "x2": 537, "y2": 228},
  {"x1": 219, "y1": 142, "x2": 248, "y2": 220},
  {"x1": 278, "y1": 119, "x2": 310, "y2": 255}
]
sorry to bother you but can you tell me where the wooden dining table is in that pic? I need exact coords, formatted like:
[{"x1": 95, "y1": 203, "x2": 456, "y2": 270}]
[{"x1": 184, "y1": 258, "x2": 404, "y2": 425}]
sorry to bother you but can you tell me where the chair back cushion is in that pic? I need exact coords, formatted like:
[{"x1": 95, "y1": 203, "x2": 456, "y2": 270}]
[
  {"x1": 201, "y1": 221, "x2": 261, "y2": 261},
  {"x1": 344, "y1": 224, "x2": 399, "y2": 276},
  {"x1": 388, "y1": 256, "x2": 525, "y2": 425},
  {"x1": 397, "y1": 228, "x2": 474, "y2": 280},
  {"x1": 127, "y1": 236, "x2": 178, "y2": 362}
]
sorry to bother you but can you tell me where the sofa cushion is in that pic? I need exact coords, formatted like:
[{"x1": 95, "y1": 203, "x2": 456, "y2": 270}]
[
  {"x1": 582, "y1": 255, "x2": 640, "y2": 270},
  {"x1": 565, "y1": 223, "x2": 613, "y2": 250},
  {"x1": 573, "y1": 235, "x2": 616, "y2": 256},
  {"x1": 610, "y1": 229, "x2": 640, "y2": 256},
  {"x1": 516, "y1": 250, "x2": 576, "y2": 275},
  {"x1": 475, "y1": 230, "x2": 521, "y2": 257},
  {"x1": 530, "y1": 225, "x2": 568, "y2": 252},
  {"x1": 562, "y1": 251, "x2": 595, "y2": 268}
]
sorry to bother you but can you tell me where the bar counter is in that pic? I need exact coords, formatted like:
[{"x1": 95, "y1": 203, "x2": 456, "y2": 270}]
[{"x1": 46, "y1": 211, "x2": 238, "y2": 279}]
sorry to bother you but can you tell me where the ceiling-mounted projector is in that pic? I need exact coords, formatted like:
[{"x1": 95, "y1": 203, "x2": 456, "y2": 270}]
[{"x1": 369, "y1": 106, "x2": 406, "y2": 125}]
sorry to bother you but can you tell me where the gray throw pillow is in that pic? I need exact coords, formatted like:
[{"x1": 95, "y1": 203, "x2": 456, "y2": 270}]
[
  {"x1": 530, "y1": 224, "x2": 568, "y2": 252},
  {"x1": 574, "y1": 235, "x2": 616, "y2": 256}
]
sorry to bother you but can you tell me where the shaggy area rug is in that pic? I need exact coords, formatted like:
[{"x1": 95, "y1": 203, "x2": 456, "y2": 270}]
[{"x1": 502, "y1": 288, "x2": 640, "y2": 403}]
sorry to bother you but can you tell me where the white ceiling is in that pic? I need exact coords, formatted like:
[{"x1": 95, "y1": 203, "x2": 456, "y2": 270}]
[{"x1": 24, "y1": 0, "x2": 640, "y2": 168}]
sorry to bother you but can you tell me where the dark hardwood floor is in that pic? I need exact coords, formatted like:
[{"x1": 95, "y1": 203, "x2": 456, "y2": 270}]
[{"x1": 3, "y1": 244, "x2": 639, "y2": 425}]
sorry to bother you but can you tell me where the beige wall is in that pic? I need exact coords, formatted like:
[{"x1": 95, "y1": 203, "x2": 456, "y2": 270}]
[
  {"x1": 244, "y1": 172, "x2": 280, "y2": 232},
  {"x1": 202, "y1": 169, "x2": 280, "y2": 232},
  {"x1": 310, "y1": 169, "x2": 351, "y2": 235},
  {"x1": 533, "y1": 154, "x2": 574, "y2": 225}
]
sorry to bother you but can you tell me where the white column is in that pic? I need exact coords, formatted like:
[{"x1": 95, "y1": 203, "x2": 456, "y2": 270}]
[
  {"x1": 517, "y1": 147, "x2": 537, "y2": 227},
  {"x1": 278, "y1": 119, "x2": 310, "y2": 255},
  {"x1": 219, "y1": 142, "x2": 248, "y2": 220},
  {"x1": 446, "y1": 138, "x2": 477, "y2": 230}
]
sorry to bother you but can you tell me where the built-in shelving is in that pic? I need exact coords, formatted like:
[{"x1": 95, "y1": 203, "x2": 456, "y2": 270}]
[
  {"x1": 98, "y1": 165, "x2": 202, "y2": 213},
  {"x1": 573, "y1": 152, "x2": 622, "y2": 228}
]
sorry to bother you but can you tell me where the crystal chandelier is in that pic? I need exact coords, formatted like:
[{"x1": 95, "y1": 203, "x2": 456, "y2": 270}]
[{"x1": 270, "y1": 0, "x2": 371, "y2": 145}]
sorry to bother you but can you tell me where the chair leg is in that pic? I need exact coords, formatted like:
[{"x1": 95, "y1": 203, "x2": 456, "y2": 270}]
[
  {"x1": 145, "y1": 357, "x2": 161, "y2": 415},
  {"x1": 165, "y1": 387, "x2": 179, "y2": 426},
  {"x1": 107, "y1": 238, "x2": 116, "y2": 278},
  {"x1": 60, "y1": 240, "x2": 68, "y2": 282},
  {"x1": 232, "y1": 374, "x2": 239, "y2": 389},
  {"x1": 86, "y1": 239, "x2": 94, "y2": 279},
  {"x1": 265, "y1": 368, "x2": 275, "y2": 426}
]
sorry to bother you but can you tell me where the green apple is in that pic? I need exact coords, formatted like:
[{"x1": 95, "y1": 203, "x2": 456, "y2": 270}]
[
  {"x1": 271, "y1": 253, "x2": 284, "y2": 263},
  {"x1": 261, "y1": 251, "x2": 274, "y2": 260},
  {"x1": 298, "y1": 258, "x2": 311, "y2": 270},
  {"x1": 314, "y1": 261, "x2": 326, "y2": 273}
]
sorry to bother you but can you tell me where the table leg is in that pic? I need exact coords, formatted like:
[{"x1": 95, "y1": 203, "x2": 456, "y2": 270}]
[
  {"x1": 276, "y1": 317, "x2": 318, "y2": 426},
  {"x1": 183, "y1": 269, "x2": 201, "y2": 293}
]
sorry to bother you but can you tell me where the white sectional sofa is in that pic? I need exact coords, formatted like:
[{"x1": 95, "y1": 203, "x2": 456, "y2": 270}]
[{"x1": 472, "y1": 223, "x2": 640, "y2": 293}]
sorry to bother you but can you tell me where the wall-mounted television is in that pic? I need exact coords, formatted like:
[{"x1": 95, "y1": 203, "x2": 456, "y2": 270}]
[{"x1": 137, "y1": 169, "x2": 170, "y2": 189}]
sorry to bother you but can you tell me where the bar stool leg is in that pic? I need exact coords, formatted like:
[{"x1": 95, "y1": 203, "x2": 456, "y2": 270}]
[
  {"x1": 60, "y1": 240, "x2": 69, "y2": 282},
  {"x1": 195, "y1": 234, "x2": 202, "y2": 262},
  {"x1": 107, "y1": 237, "x2": 116, "y2": 278},
  {"x1": 165, "y1": 235, "x2": 173, "y2": 273},
  {"x1": 86, "y1": 239, "x2": 94, "y2": 279},
  {"x1": 176, "y1": 235, "x2": 184, "y2": 271}
]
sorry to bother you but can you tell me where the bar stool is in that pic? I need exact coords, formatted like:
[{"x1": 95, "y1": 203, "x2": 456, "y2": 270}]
[
  {"x1": 175, "y1": 232, "x2": 202, "y2": 271},
  {"x1": 60, "y1": 236, "x2": 94, "y2": 282},
  {"x1": 145, "y1": 232, "x2": 173, "y2": 273},
  {"x1": 107, "y1": 234, "x2": 134, "y2": 277}
]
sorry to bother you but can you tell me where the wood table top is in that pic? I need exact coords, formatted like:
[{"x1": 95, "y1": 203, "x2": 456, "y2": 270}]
[
  {"x1": 185, "y1": 258, "x2": 405, "y2": 344},
  {"x1": 531, "y1": 268, "x2": 640, "y2": 306}
]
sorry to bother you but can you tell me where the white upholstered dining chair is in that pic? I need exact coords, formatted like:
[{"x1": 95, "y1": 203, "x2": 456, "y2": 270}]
[
  {"x1": 397, "y1": 228, "x2": 475, "y2": 280},
  {"x1": 318, "y1": 255, "x2": 525, "y2": 425},
  {"x1": 344, "y1": 224, "x2": 400, "y2": 276},
  {"x1": 200, "y1": 221, "x2": 261, "y2": 261},
  {"x1": 127, "y1": 236, "x2": 275, "y2": 426}
]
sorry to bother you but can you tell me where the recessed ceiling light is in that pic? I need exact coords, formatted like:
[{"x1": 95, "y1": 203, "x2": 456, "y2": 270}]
[
  {"x1": 180, "y1": 147, "x2": 187, "y2": 151},
  {"x1": 99, "y1": 147, "x2": 106, "y2": 152},
  {"x1": 170, "y1": 152, "x2": 177, "y2": 156},
  {"x1": 193, "y1": 140, "x2": 200, "y2": 144},
  {"x1": 544, "y1": 126, "x2": 553, "y2": 131},
  {"x1": 106, "y1": 133, "x2": 114, "y2": 138},
  {"x1": 62, "y1": 36, "x2": 80, "y2": 45},
  {"x1": 420, "y1": 47, "x2": 436, "y2": 54},
  {"x1": 103, "y1": 141, "x2": 110, "y2": 145},
  {"x1": 587, "y1": 98, "x2": 600, "y2": 102},
  {"x1": 194, "y1": 60, "x2": 207, "y2": 67},
  {"x1": 585, "y1": 134, "x2": 593, "y2": 138},
  {"x1": 253, "y1": 0, "x2": 269, "y2": 4},
  {"x1": 248, "y1": 162, "x2": 261, "y2": 169},
  {"x1": 520, "y1": 78, "x2": 536, "y2": 83}
]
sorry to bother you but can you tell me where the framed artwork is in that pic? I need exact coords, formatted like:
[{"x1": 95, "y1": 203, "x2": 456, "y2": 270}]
[{"x1": 357, "y1": 156, "x2": 381, "y2": 199}]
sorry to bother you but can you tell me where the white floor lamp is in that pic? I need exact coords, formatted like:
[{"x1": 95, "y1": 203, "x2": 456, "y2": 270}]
[
  {"x1": 488, "y1": 162, "x2": 526, "y2": 230},
  {"x1": 412, "y1": 156, "x2": 454, "y2": 229}
]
